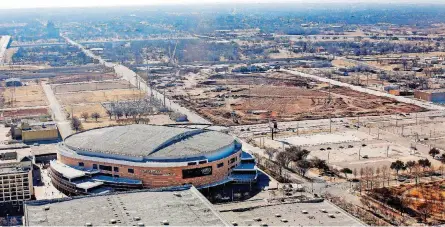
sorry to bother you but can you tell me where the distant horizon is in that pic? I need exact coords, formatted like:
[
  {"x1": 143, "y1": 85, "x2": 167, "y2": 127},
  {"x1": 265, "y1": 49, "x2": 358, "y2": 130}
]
[{"x1": 1, "y1": 0, "x2": 445, "y2": 10}]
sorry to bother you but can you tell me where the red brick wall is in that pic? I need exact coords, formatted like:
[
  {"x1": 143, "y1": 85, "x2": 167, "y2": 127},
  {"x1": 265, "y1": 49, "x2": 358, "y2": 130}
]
[{"x1": 57, "y1": 151, "x2": 241, "y2": 188}]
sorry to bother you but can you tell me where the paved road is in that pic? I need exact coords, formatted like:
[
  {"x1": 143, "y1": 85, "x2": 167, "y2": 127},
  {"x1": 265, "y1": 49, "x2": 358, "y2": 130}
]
[
  {"x1": 63, "y1": 35, "x2": 211, "y2": 124},
  {"x1": 42, "y1": 82, "x2": 73, "y2": 139},
  {"x1": 0, "y1": 35, "x2": 11, "y2": 65},
  {"x1": 283, "y1": 69, "x2": 445, "y2": 111}
]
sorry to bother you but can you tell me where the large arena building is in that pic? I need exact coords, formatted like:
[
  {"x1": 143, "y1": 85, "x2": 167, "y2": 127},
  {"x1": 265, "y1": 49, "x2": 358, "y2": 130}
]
[{"x1": 50, "y1": 125, "x2": 257, "y2": 195}]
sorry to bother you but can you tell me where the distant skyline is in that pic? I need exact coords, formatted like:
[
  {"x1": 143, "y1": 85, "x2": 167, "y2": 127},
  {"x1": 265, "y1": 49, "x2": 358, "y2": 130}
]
[{"x1": 1, "y1": 0, "x2": 444, "y2": 9}]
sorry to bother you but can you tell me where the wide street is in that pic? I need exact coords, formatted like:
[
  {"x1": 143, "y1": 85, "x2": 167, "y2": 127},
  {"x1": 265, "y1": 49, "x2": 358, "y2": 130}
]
[
  {"x1": 283, "y1": 68, "x2": 445, "y2": 111},
  {"x1": 42, "y1": 82, "x2": 73, "y2": 139}
]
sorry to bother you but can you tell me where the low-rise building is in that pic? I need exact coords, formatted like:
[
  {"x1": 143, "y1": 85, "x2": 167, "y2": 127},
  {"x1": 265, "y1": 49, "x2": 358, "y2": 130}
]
[
  {"x1": 11, "y1": 121, "x2": 59, "y2": 143},
  {"x1": 414, "y1": 89, "x2": 445, "y2": 103},
  {"x1": 24, "y1": 185, "x2": 228, "y2": 226},
  {"x1": 5, "y1": 78, "x2": 22, "y2": 87}
]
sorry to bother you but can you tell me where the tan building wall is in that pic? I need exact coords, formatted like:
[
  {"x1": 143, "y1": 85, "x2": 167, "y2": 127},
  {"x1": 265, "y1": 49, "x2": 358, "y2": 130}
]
[
  {"x1": 22, "y1": 129, "x2": 59, "y2": 142},
  {"x1": 414, "y1": 90, "x2": 432, "y2": 101},
  {"x1": 57, "y1": 150, "x2": 242, "y2": 188}
]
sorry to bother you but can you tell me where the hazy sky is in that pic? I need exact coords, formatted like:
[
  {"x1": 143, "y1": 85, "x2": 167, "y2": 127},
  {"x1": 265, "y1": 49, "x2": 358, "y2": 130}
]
[{"x1": 0, "y1": 0, "x2": 443, "y2": 9}]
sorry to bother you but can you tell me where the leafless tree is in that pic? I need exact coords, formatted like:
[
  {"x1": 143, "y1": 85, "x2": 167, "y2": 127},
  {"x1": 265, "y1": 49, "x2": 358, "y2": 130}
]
[
  {"x1": 405, "y1": 160, "x2": 416, "y2": 174},
  {"x1": 375, "y1": 167, "x2": 381, "y2": 188},
  {"x1": 265, "y1": 148, "x2": 277, "y2": 160},
  {"x1": 91, "y1": 112, "x2": 101, "y2": 122},
  {"x1": 413, "y1": 164, "x2": 422, "y2": 185},
  {"x1": 381, "y1": 165, "x2": 389, "y2": 187},
  {"x1": 81, "y1": 112, "x2": 89, "y2": 122},
  {"x1": 417, "y1": 202, "x2": 433, "y2": 223},
  {"x1": 276, "y1": 152, "x2": 291, "y2": 176},
  {"x1": 70, "y1": 116, "x2": 82, "y2": 131}
]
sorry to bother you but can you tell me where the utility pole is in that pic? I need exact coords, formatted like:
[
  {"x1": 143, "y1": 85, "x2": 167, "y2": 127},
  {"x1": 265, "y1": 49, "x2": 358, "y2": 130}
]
[
  {"x1": 163, "y1": 88, "x2": 166, "y2": 108},
  {"x1": 329, "y1": 115, "x2": 332, "y2": 133},
  {"x1": 357, "y1": 114, "x2": 360, "y2": 130},
  {"x1": 297, "y1": 122, "x2": 299, "y2": 136}
]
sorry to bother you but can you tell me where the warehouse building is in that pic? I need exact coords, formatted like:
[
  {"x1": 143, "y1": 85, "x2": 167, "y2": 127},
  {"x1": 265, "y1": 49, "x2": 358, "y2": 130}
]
[
  {"x1": 11, "y1": 121, "x2": 59, "y2": 143},
  {"x1": 24, "y1": 185, "x2": 228, "y2": 226}
]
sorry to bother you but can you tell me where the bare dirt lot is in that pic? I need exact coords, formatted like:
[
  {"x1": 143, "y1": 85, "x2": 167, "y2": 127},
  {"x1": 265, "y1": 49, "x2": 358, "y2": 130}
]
[
  {"x1": 48, "y1": 73, "x2": 117, "y2": 84},
  {"x1": 2, "y1": 107, "x2": 49, "y2": 119},
  {"x1": 203, "y1": 85, "x2": 423, "y2": 125},
  {"x1": 173, "y1": 71, "x2": 425, "y2": 125},
  {"x1": 55, "y1": 80, "x2": 175, "y2": 130},
  {"x1": 52, "y1": 80, "x2": 133, "y2": 94},
  {"x1": 56, "y1": 89, "x2": 144, "y2": 105},
  {"x1": 2, "y1": 84, "x2": 48, "y2": 108},
  {"x1": 66, "y1": 103, "x2": 175, "y2": 130}
]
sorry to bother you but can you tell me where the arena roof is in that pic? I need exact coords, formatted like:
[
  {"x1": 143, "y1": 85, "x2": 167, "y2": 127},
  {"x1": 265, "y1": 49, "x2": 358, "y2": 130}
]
[
  {"x1": 24, "y1": 186, "x2": 229, "y2": 226},
  {"x1": 63, "y1": 125, "x2": 236, "y2": 161}
]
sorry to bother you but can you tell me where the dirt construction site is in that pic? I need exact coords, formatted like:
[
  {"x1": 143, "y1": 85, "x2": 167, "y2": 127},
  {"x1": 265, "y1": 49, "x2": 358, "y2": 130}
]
[
  {"x1": 52, "y1": 79, "x2": 175, "y2": 130},
  {"x1": 172, "y1": 71, "x2": 425, "y2": 126}
]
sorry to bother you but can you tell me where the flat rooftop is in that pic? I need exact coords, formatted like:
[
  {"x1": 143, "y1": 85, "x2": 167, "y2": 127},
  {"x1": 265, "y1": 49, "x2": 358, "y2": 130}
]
[
  {"x1": 219, "y1": 201, "x2": 364, "y2": 226},
  {"x1": 24, "y1": 186, "x2": 229, "y2": 226}
]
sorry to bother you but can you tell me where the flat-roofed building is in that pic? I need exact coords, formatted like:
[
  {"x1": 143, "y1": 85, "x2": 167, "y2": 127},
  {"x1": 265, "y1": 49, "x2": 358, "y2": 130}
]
[
  {"x1": 0, "y1": 148, "x2": 34, "y2": 206},
  {"x1": 11, "y1": 121, "x2": 59, "y2": 143},
  {"x1": 414, "y1": 89, "x2": 445, "y2": 103},
  {"x1": 24, "y1": 186, "x2": 229, "y2": 226}
]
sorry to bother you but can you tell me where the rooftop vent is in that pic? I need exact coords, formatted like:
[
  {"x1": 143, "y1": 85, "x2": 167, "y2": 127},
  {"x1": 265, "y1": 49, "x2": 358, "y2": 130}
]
[
  {"x1": 173, "y1": 193, "x2": 182, "y2": 197},
  {"x1": 161, "y1": 220, "x2": 169, "y2": 225},
  {"x1": 133, "y1": 217, "x2": 141, "y2": 221},
  {"x1": 43, "y1": 206, "x2": 50, "y2": 211},
  {"x1": 109, "y1": 219, "x2": 117, "y2": 224},
  {"x1": 301, "y1": 210, "x2": 308, "y2": 214},
  {"x1": 85, "y1": 222, "x2": 93, "y2": 227},
  {"x1": 253, "y1": 217, "x2": 262, "y2": 222},
  {"x1": 320, "y1": 209, "x2": 327, "y2": 213},
  {"x1": 137, "y1": 223, "x2": 144, "y2": 226},
  {"x1": 231, "y1": 221, "x2": 238, "y2": 226},
  {"x1": 275, "y1": 214, "x2": 281, "y2": 217},
  {"x1": 281, "y1": 219, "x2": 288, "y2": 223}
]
